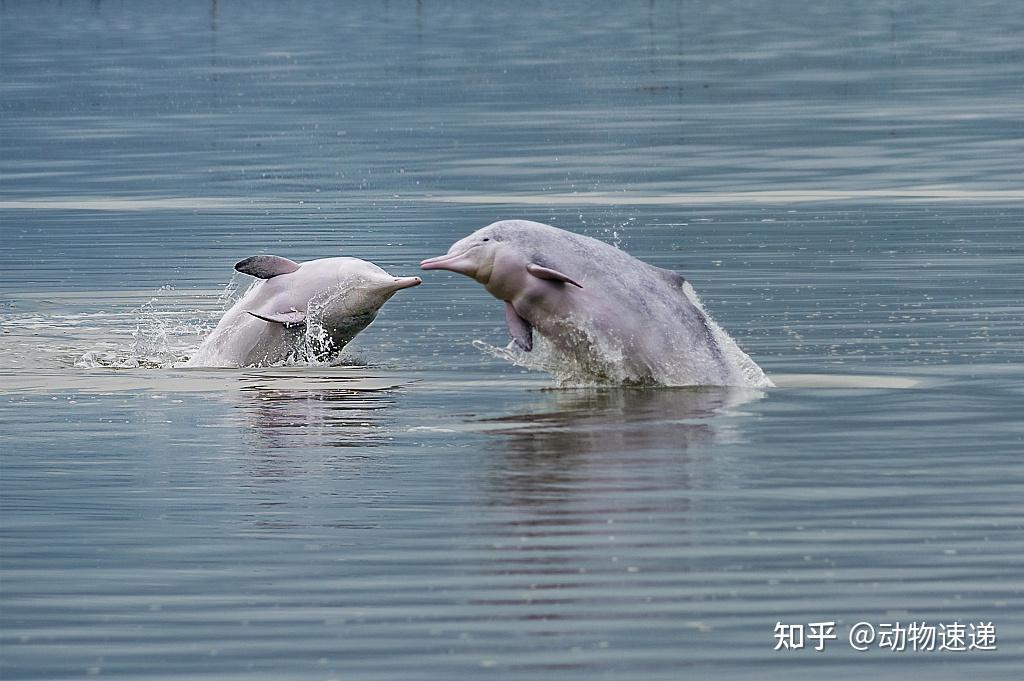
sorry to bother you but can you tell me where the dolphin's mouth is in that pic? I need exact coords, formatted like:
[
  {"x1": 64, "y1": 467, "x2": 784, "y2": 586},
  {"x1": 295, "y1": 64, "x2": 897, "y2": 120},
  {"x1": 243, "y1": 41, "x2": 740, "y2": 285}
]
[
  {"x1": 419, "y1": 247, "x2": 475, "y2": 271},
  {"x1": 389, "y1": 276, "x2": 423, "y2": 290}
]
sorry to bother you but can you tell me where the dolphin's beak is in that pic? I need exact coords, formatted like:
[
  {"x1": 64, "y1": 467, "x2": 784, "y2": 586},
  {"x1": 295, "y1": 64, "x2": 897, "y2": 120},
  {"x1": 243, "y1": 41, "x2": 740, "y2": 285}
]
[
  {"x1": 389, "y1": 276, "x2": 422, "y2": 291},
  {"x1": 420, "y1": 250, "x2": 476, "y2": 276}
]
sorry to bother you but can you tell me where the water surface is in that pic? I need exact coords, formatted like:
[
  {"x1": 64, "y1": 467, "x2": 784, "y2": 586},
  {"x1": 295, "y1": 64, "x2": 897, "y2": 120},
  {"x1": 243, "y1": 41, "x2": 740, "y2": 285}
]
[{"x1": 1, "y1": 1, "x2": 1022, "y2": 679}]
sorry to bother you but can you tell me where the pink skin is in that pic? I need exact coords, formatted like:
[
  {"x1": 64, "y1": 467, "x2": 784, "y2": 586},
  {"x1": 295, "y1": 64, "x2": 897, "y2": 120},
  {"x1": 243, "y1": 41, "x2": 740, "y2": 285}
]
[
  {"x1": 383, "y1": 276, "x2": 423, "y2": 291},
  {"x1": 419, "y1": 220, "x2": 772, "y2": 387},
  {"x1": 420, "y1": 247, "x2": 486, "y2": 279},
  {"x1": 187, "y1": 258, "x2": 421, "y2": 367},
  {"x1": 421, "y1": 238, "x2": 593, "y2": 356}
]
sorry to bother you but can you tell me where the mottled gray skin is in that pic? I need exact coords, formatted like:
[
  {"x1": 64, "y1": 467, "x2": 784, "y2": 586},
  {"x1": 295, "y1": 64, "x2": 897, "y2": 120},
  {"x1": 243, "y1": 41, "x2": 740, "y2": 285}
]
[
  {"x1": 422, "y1": 220, "x2": 771, "y2": 387},
  {"x1": 186, "y1": 256, "x2": 420, "y2": 368}
]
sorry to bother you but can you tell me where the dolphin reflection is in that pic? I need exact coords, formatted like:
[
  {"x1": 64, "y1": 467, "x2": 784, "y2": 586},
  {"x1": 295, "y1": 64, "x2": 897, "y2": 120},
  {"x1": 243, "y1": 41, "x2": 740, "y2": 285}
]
[
  {"x1": 469, "y1": 386, "x2": 766, "y2": 614},
  {"x1": 476, "y1": 386, "x2": 764, "y2": 519}
]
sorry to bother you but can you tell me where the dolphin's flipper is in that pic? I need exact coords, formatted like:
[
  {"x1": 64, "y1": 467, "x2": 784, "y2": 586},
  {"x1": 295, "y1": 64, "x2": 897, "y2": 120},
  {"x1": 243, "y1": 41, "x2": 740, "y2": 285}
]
[
  {"x1": 505, "y1": 302, "x2": 534, "y2": 351},
  {"x1": 246, "y1": 309, "x2": 306, "y2": 328},
  {"x1": 526, "y1": 263, "x2": 583, "y2": 288},
  {"x1": 235, "y1": 255, "x2": 301, "y2": 279}
]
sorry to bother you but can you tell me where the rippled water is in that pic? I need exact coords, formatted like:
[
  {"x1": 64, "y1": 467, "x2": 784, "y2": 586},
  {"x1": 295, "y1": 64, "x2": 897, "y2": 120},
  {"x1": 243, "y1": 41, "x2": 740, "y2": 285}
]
[{"x1": 2, "y1": 1, "x2": 1022, "y2": 679}]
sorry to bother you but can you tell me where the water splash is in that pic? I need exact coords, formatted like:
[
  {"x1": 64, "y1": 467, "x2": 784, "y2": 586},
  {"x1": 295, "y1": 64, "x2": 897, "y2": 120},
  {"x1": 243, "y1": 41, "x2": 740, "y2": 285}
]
[
  {"x1": 295, "y1": 299, "x2": 367, "y2": 368},
  {"x1": 473, "y1": 333, "x2": 645, "y2": 388},
  {"x1": 218, "y1": 271, "x2": 251, "y2": 311},
  {"x1": 75, "y1": 286, "x2": 214, "y2": 368},
  {"x1": 681, "y1": 282, "x2": 775, "y2": 388}
]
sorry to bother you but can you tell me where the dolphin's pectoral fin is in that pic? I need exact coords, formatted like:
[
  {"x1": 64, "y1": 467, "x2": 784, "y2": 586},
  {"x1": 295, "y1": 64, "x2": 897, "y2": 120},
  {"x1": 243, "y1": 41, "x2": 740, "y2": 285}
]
[
  {"x1": 235, "y1": 255, "x2": 301, "y2": 279},
  {"x1": 505, "y1": 302, "x2": 534, "y2": 352},
  {"x1": 246, "y1": 309, "x2": 306, "y2": 328},
  {"x1": 526, "y1": 263, "x2": 583, "y2": 288}
]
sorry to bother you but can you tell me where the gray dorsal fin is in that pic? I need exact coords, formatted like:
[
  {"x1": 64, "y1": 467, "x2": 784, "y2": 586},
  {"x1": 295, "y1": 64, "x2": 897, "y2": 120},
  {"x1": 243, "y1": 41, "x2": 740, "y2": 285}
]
[
  {"x1": 234, "y1": 255, "x2": 301, "y2": 279},
  {"x1": 505, "y1": 302, "x2": 533, "y2": 352},
  {"x1": 526, "y1": 263, "x2": 583, "y2": 288},
  {"x1": 654, "y1": 266, "x2": 686, "y2": 288},
  {"x1": 245, "y1": 309, "x2": 306, "y2": 328}
]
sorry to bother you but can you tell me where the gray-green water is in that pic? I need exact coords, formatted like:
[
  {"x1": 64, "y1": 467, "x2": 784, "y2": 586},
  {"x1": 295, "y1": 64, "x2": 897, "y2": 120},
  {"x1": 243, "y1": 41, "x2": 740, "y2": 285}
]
[{"x1": 1, "y1": 1, "x2": 1022, "y2": 679}]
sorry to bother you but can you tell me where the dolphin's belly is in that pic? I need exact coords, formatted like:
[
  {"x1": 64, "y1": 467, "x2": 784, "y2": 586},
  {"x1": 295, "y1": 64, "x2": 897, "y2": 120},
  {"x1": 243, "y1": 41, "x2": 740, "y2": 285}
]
[
  {"x1": 186, "y1": 311, "x2": 299, "y2": 367},
  {"x1": 527, "y1": 285, "x2": 733, "y2": 385}
]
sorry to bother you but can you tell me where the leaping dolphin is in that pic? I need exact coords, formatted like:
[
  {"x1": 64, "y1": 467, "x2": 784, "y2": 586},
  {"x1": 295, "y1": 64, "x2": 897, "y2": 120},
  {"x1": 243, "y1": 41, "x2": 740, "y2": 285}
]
[
  {"x1": 186, "y1": 255, "x2": 421, "y2": 367},
  {"x1": 421, "y1": 220, "x2": 771, "y2": 387}
]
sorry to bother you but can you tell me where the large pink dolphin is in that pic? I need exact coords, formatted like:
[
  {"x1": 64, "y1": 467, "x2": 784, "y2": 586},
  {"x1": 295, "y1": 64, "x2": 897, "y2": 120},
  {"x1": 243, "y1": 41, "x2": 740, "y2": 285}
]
[
  {"x1": 421, "y1": 220, "x2": 772, "y2": 387},
  {"x1": 186, "y1": 255, "x2": 420, "y2": 367}
]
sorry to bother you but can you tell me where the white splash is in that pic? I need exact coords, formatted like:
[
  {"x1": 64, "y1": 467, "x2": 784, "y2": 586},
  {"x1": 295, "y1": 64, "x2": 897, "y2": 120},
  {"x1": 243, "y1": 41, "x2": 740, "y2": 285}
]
[
  {"x1": 75, "y1": 286, "x2": 214, "y2": 369},
  {"x1": 680, "y1": 282, "x2": 775, "y2": 388}
]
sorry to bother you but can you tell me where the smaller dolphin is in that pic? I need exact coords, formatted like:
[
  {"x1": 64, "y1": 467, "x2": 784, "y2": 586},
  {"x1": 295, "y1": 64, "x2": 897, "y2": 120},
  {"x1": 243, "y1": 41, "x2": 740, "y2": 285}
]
[
  {"x1": 421, "y1": 220, "x2": 772, "y2": 387},
  {"x1": 186, "y1": 255, "x2": 421, "y2": 367}
]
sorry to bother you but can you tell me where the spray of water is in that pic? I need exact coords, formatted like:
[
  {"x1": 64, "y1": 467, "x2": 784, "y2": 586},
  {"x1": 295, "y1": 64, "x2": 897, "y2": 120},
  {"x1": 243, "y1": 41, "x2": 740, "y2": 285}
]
[{"x1": 75, "y1": 286, "x2": 214, "y2": 368}]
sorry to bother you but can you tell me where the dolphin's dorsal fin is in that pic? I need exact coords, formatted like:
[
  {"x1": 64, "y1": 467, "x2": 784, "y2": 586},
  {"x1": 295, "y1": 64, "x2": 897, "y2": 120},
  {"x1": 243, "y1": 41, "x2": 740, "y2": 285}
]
[
  {"x1": 654, "y1": 266, "x2": 686, "y2": 289},
  {"x1": 505, "y1": 302, "x2": 534, "y2": 352},
  {"x1": 234, "y1": 255, "x2": 301, "y2": 279},
  {"x1": 245, "y1": 309, "x2": 306, "y2": 328},
  {"x1": 526, "y1": 263, "x2": 583, "y2": 288}
]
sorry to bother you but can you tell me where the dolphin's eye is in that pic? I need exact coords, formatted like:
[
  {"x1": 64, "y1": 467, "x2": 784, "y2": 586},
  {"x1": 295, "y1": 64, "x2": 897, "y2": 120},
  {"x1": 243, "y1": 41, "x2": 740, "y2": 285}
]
[{"x1": 482, "y1": 238, "x2": 490, "y2": 242}]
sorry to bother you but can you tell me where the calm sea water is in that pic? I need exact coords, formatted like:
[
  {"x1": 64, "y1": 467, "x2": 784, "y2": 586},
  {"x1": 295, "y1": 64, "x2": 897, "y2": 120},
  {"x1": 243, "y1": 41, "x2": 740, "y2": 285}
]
[{"x1": 1, "y1": 1, "x2": 1022, "y2": 679}]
